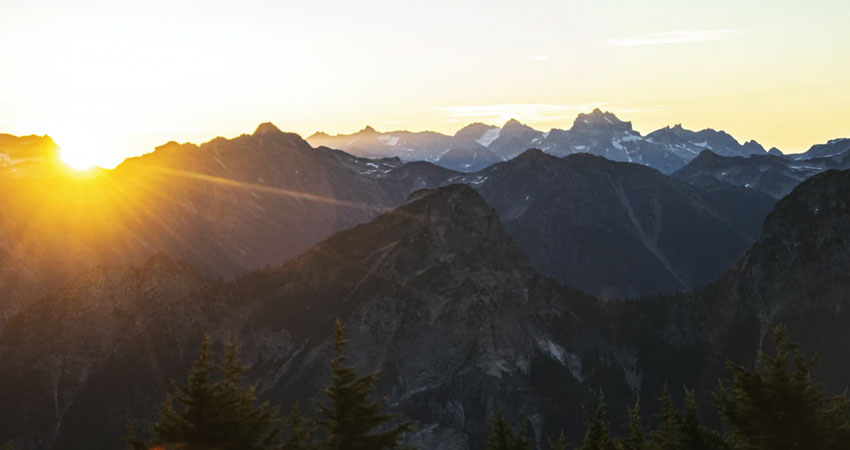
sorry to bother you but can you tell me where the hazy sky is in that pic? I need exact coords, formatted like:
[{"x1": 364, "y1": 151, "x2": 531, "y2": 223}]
[{"x1": 2, "y1": 0, "x2": 849, "y2": 167}]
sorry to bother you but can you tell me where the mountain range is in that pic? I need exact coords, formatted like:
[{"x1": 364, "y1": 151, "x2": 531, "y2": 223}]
[
  {"x1": 307, "y1": 109, "x2": 783, "y2": 174},
  {"x1": 459, "y1": 149, "x2": 774, "y2": 298},
  {"x1": 0, "y1": 117, "x2": 848, "y2": 449},
  {"x1": 674, "y1": 148, "x2": 850, "y2": 199},
  {"x1": 1, "y1": 168, "x2": 848, "y2": 449},
  {"x1": 0, "y1": 121, "x2": 789, "y2": 326}
]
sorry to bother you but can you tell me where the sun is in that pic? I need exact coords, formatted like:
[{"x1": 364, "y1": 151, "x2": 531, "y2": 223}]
[
  {"x1": 60, "y1": 146, "x2": 101, "y2": 170},
  {"x1": 55, "y1": 131, "x2": 110, "y2": 170}
]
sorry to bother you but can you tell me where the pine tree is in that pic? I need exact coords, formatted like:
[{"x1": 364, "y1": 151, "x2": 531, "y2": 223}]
[
  {"x1": 715, "y1": 326, "x2": 850, "y2": 450},
  {"x1": 512, "y1": 418, "x2": 534, "y2": 450},
  {"x1": 283, "y1": 400, "x2": 317, "y2": 450},
  {"x1": 548, "y1": 430, "x2": 568, "y2": 450},
  {"x1": 126, "y1": 336, "x2": 283, "y2": 450},
  {"x1": 578, "y1": 391, "x2": 615, "y2": 450},
  {"x1": 621, "y1": 401, "x2": 646, "y2": 450},
  {"x1": 487, "y1": 410, "x2": 515, "y2": 450},
  {"x1": 651, "y1": 386, "x2": 679, "y2": 450},
  {"x1": 316, "y1": 320, "x2": 412, "y2": 450},
  {"x1": 678, "y1": 388, "x2": 725, "y2": 450}
]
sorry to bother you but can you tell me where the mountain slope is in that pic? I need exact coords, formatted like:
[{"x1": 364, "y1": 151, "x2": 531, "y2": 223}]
[
  {"x1": 0, "y1": 256, "x2": 219, "y2": 449},
  {"x1": 3, "y1": 171, "x2": 849, "y2": 450},
  {"x1": 793, "y1": 137, "x2": 850, "y2": 160},
  {"x1": 606, "y1": 168, "x2": 850, "y2": 400},
  {"x1": 464, "y1": 150, "x2": 775, "y2": 298},
  {"x1": 0, "y1": 185, "x2": 620, "y2": 450}
]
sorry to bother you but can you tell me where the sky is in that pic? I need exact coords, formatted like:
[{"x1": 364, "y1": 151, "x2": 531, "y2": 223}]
[{"x1": 1, "y1": 0, "x2": 849, "y2": 168}]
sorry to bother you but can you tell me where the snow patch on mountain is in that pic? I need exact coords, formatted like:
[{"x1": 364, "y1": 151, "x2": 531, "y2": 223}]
[{"x1": 476, "y1": 128, "x2": 500, "y2": 147}]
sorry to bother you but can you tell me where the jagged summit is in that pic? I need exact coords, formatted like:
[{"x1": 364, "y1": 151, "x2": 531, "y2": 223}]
[
  {"x1": 743, "y1": 140, "x2": 765, "y2": 153},
  {"x1": 253, "y1": 122, "x2": 283, "y2": 136},
  {"x1": 359, "y1": 125, "x2": 378, "y2": 134},
  {"x1": 501, "y1": 118, "x2": 531, "y2": 131},
  {"x1": 307, "y1": 131, "x2": 330, "y2": 139},
  {"x1": 572, "y1": 109, "x2": 632, "y2": 131}
]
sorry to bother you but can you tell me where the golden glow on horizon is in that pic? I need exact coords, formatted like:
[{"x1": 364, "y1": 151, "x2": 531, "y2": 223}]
[
  {"x1": 55, "y1": 128, "x2": 109, "y2": 170},
  {"x1": 60, "y1": 146, "x2": 100, "y2": 171},
  {"x1": 1, "y1": 0, "x2": 848, "y2": 165}
]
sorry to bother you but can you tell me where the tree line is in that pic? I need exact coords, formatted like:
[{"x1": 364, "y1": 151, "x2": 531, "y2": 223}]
[
  {"x1": 4, "y1": 324, "x2": 842, "y2": 450},
  {"x1": 486, "y1": 327, "x2": 850, "y2": 450},
  {"x1": 124, "y1": 320, "x2": 411, "y2": 450}
]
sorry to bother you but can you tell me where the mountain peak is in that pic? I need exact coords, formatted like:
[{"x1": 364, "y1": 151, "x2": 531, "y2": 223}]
[
  {"x1": 308, "y1": 131, "x2": 330, "y2": 139},
  {"x1": 514, "y1": 147, "x2": 555, "y2": 162},
  {"x1": 254, "y1": 122, "x2": 283, "y2": 136},
  {"x1": 312, "y1": 183, "x2": 524, "y2": 276},
  {"x1": 454, "y1": 122, "x2": 498, "y2": 138},
  {"x1": 691, "y1": 149, "x2": 724, "y2": 162},
  {"x1": 501, "y1": 118, "x2": 530, "y2": 132},
  {"x1": 743, "y1": 140, "x2": 766, "y2": 153},
  {"x1": 572, "y1": 109, "x2": 631, "y2": 131},
  {"x1": 404, "y1": 183, "x2": 485, "y2": 208},
  {"x1": 359, "y1": 125, "x2": 378, "y2": 134}
]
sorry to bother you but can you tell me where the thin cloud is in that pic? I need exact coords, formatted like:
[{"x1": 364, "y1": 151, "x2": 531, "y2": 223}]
[{"x1": 601, "y1": 29, "x2": 739, "y2": 47}]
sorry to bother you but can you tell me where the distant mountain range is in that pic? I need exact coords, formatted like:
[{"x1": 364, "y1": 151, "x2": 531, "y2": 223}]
[
  {"x1": 791, "y1": 137, "x2": 850, "y2": 160},
  {"x1": 674, "y1": 148, "x2": 850, "y2": 199},
  {"x1": 306, "y1": 109, "x2": 821, "y2": 174}
]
